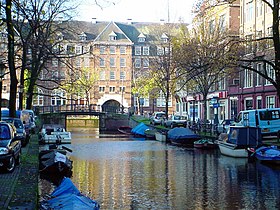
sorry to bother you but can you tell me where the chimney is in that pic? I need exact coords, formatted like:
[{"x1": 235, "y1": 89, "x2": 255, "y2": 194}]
[
  {"x1": 92, "y1": 18, "x2": 97, "y2": 24},
  {"x1": 127, "y1": 18, "x2": 132, "y2": 25}
]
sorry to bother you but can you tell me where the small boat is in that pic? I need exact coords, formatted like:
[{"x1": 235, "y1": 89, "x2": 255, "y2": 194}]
[
  {"x1": 39, "y1": 124, "x2": 71, "y2": 144},
  {"x1": 40, "y1": 177, "x2": 100, "y2": 210},
  {"x1": 253, "y1": 146, "x2": 280, "y2": 165},
  {"x1": 168, "y1": 127, "x2": 201, "y2": 147},
  {"x1": 118, "y1": 126, "x2": 133, "y2": 135},
  {"x1": 144, "y1": 129, "x2": 157, "y2": 139},
  {"x1": 131, "y1": 122, "x2": 150, "y2": 137},
  {"x1": 155, "y1": 131, "x2": 167, "y2": 142},
  {"x1": 217, "y1": 126, "x2": 262, "y2": 158},
  {"x1": 194, "y1": 139, "x2": 216, "y2": 149}
]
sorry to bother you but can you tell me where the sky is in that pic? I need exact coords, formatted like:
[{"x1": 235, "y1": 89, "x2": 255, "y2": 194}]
[{"x1": 76, "y1": 0, "x2": 197, "y2": 24}]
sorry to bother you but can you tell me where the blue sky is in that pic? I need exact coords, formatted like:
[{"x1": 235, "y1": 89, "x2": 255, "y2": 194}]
[{"x1": 76, "y1": 0, "x2": 196, "y2": 23}]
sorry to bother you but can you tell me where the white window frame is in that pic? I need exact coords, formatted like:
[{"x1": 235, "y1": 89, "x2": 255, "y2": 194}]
[
  {"x1": 120, "y1": 58, "x2": 126, "y2": 67},
  {"x1": 135, "y1": 46, "x2": 141, "y2": 55},
  {"x1": 110, "y1": 57, "x2": 116, "y2": 67},
  {"x1": 110, "y1": 71, "x2": 115, "y2": 80},
  {"x1": 266, "y1": 95, "x2": 275, "y2": 108},
  {"x1": 120, "y1": 46, "x2": 126, "y2": 54},
  {"x1": 135, "y1": 58, "x2": 141, "y2": 68},
  {"x1": 143, "y1": 46, "x2": 149, "y2": 55}
]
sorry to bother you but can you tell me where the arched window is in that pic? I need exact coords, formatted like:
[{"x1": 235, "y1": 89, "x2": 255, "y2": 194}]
[{"x1": 51, "y1": 89, "x2": 66, "y2": 106}]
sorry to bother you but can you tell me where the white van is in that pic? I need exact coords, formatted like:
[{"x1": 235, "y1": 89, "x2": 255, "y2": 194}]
[{"x1": 235, "y1": 108, "x2": 280, "y2": 138}]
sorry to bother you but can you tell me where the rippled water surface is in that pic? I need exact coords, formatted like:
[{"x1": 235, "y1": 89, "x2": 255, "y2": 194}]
[{"x1": 66, "y1": 127, "x2": 280, "y2": 210}]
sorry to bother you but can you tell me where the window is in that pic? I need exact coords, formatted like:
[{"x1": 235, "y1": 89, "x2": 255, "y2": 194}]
[
  {"x1": 245, "y1": 98, "x2": 253, "y2": 110},
  {"x1": 120, "y1": 71, "x2": 126, "y2": 80},
  {"x1": 135, "y1": 46, "x2": 141, "y2": 55},
  {"x1": 119, "y1": 86, "x2": 125, "y2": 93},
  {"x1": 110, "y1": 58, "x2": 116, "y2": 67},
  {"x1": 157, "y1": 47, "x2": 164, "y2": 55},
  {"x1": 209, "y1": 19, "x2": 215, "y2": 34},
  {"x1": 120, "y1": 46, "x2": 126, "y2": 54},
  {"x1": 245, "y1": 35, "x2": 253, "y2": 53},
  {"x1": 110, "y1": 46, "x2": 116, "y2": 54},
  {"x1": 143, "y1": 58, "x2": 149, "y2": 68},
  {"x1": 52, "y1": 59, "x2": 58, "y2": 67},
  {"x1": 99, "y1": 86, "x2": 105, "y2": 92},
  {"x1": 109, "y1": 86, "x2": 115, "y2": 92},
  {"x1": 100, "y1": 70, "x2": 105, "y2": 80},
  {"x1": 219, "y1": 14, "x2": 226, "y2": 32},
  {"x1": 100, "y1": 46, "x2": 106, "y2": 54},
  {"x1": 256, "y1": 63, "x2": 262, "y2": 86},
  {"x1": 76, "y1": 45, "x2": 82, "y2": 54},
  {"x1": 100, "y1": 58, "x2": 105, "y2": 67},
  {"x1": 245, "y1": 1, "x2": 253, "y2": 22},
  {"x1": 110, "y1": 71, "x2": 115, "y2": 80},
  {"x1": 135, "y1": 58, "x2": 141, "y2": 68},
  {"x1": 257, "y1": 96, "x2": 262, "y2": 109},
  {"x1": 143, "y1": 46, "x2": 149, "y2": 55},
  {"x1": 266, "y1": 96, "x2": 275, "y2": 108},
  {"x1": 33, "y1": 88, "x2": 44, "y2": 106},
  {"x1": 120, "y1": 58, "x2": 126, "y2": 67},
  {"x1": 244, "y1": 69, "x2": 253, "y2": 87},
  {"x1": 66, "y1": 45, "x2": 75, "y2": 54},
  {"x1": 51, "y1": 89, "x2": 66, "y2": 106},
  {"x1": 265, "y1": 64, "x2": 275, "y2": 85}
]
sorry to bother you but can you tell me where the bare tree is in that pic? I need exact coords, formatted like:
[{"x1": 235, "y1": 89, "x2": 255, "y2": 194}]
[{"x1": 173, "y1": 18, "x2": 239, "y2": 123}]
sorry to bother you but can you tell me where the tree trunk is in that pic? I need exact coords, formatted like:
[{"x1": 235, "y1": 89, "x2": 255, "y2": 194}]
[{"x1": 6, "y1": 0, "x2": 18, "y2": 117}]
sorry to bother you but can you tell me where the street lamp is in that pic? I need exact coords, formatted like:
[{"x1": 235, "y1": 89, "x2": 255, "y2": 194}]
[{"x1": 0, "y1": 61, "x2": 7, "y2": 120}]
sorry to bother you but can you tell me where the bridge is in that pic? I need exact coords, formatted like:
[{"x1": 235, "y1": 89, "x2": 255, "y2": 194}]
[{"x1": 35, "y1": 105, "x2": 128, "y2": 131}]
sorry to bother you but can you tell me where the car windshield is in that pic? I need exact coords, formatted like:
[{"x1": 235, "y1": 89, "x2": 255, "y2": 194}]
[
  {"x1": 174, "y1": 116, "x2": 181, "y2": 120},
  {"x1": 0, "y1": 125, "x2": 11, "y2": 140}
]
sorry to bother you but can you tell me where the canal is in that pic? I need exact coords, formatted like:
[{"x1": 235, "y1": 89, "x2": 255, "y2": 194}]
[{"x1": 64, "y1": 127, "x2": 280, "y2": 210}]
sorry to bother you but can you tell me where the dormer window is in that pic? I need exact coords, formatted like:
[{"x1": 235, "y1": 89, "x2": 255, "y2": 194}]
[
  {"x1": 138, "y1": 33, "x2": 146, "y2": 42},
  {"x1": 79, "y1": 32, "x2": 87, "y2": 41},
  {"x1": 161, "y1": 33, "x2": 169, "y2": 43},
  {"x1": 109, "y1": 31, "x2": 117, "y2": 41},
  {"x1": 56, "y1": 32, "x2": 63, "y2": 41}
]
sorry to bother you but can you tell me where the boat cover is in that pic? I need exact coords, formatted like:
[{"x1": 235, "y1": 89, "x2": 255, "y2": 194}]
[
  {"x1": 131, "y1": 122, "x2": 150, "y2": 136},
  {"x1": 168, "y1": 127, "x2": 199, "y2": 140},
  {"x1": 255, "y1": 146, "x2": 280, "y2": 160},
  {"x1": 227, "y1": 126, "x2": 262, "y2": 146},
  {"x1": 44, "y1": 177, "x2": 100, "y2": 210}
]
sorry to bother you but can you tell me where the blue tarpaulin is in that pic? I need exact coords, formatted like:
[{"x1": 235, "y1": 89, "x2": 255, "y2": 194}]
[
  {"x1": 131, "y1": 122, "x2": 149, "y2": 136},
  {"x1": 44, "y1": 177, "x2": 100, "y2": 210}
]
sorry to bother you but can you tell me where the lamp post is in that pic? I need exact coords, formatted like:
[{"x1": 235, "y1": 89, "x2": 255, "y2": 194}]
[{"x1": 0, "y1": 61, "x2": 7, "y2": 120}]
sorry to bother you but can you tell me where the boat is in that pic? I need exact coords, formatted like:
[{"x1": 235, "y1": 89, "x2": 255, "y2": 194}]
[
  {"x1": 194, "y1": 139, "x2": 217, "y2": 149},
  {"x1": 40, "y1": 177, "x2": 100, "y2": 210},
  {"x1": 39, "y1": 124, "x2": 71, "y2": 144},
  {"x1": 155, "y1": 131, "x2": 167, "y2": 142},
  {"x1": 118, "y1": 126, "x2": 133, "y2": 135},
  {"x1": 253, "y1": 146, "x2": 280, "y2": 165},
  {"x1": 144, "y1": 129, "x2": 157, "y2": 139},
  {"x1": 217, "y1": 126, "x2": 262, "y2": 158},
  {"x1": 167, "y1": 127, "x2": 201, "y2": 147},
  {"x1": 131, "y1": 122, "x2": 150, "y2": 137}
]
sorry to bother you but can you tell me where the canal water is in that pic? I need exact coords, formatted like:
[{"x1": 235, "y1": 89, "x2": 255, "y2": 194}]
[{"x1": 64, "y1": 127, "x2": 280, "y2": 210}]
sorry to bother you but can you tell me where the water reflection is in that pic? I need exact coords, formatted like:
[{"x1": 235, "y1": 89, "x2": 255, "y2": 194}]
[{"x1": 67, "y1": 128, "x2": 280, "y2": 209}]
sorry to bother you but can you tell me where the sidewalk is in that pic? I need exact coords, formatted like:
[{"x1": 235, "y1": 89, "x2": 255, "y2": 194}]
[{"x1": 0, "y1": 135, "x2": 39, "y2": 210}]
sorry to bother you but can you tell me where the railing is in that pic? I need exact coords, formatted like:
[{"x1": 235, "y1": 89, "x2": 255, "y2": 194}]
[
  {"x1": 34, "y1": 104, "x2": 101, "y2": 115},
  {"x1": 188, "y1": 122, "x2": 219, "y2": 137}
]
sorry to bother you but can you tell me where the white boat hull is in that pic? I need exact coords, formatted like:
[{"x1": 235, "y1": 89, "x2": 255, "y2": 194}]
[
  {"x1": 218, "y1": 141, "x2": 248, "y2": 158},
  {"x1": 155, "y1": 132, "x2": 166, "y2": 142}
]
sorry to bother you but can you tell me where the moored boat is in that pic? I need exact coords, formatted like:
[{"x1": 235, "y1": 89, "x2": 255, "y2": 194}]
[
  {"x1": 155, "y1": 131, "x2": 167, "y2": 142},
  {"x1": 168, "y1": 127, "x2": 201, "y2": 147},
  {"x1": 118, "y1": 126, "x2": 133, "y2": 135},
  {"x1": 253, "y1": 146, "x2": 280, "y2": 165},
  {"x1": 131, "y1": 122, "x2": 150, "y2": 137},
  {"x1": 217, "y1": 126, "x2": 262, "y2": 158},
  {"x1": 194, "y1": 139, "x2": 217, "y2": 149},
  {"x1": 144, "y1": 129, "x2": 156, "y2": 139},
  {"x1": 39, "y1": 124, "x2": 71, "y2": 144}
]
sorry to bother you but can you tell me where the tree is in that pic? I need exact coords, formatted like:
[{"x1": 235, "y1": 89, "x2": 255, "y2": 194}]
[
  {"x1": 12, "y1": 0, "x2": 77, "y2": 110},
  {"x1": 173, "y1": 15, "x2": 239, "y2": 123},
  {"x1": 238, "y1": 0, "x2": 280, "y2": 104}
]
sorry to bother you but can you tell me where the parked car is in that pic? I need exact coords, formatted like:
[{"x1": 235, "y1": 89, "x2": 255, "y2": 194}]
[
  {"x1": 23, "y1": 109, "x2": 36, "y2": 133},
  {"x1": 217, "y1": 119, "x2": 234, "y2": 134},
  {"x1": 0, "y1": 122, "x2": 21, "y2": 172},
  {"x1": 162, "y1": 115, "x2": 188, "y2": 128},
  {"x1": 150, "y1": 112, "x2": 166, "y2": 125},
  {"x1": 2, "y1": 117, "x2": 28, "y2": 146}
]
